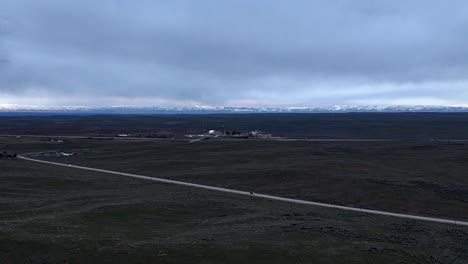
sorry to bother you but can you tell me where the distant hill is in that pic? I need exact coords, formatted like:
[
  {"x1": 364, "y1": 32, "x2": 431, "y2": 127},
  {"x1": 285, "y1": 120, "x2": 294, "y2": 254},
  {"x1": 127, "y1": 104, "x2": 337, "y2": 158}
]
[{"x1": 1, "y1": 105, "x2": 468, "y2": 115}]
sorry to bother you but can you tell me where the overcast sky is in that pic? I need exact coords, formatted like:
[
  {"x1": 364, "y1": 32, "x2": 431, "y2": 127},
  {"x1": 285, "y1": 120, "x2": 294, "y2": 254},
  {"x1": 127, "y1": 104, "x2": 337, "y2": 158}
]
[{"x1": 1, "y1": 0, "x2": 468, "y2": 107}]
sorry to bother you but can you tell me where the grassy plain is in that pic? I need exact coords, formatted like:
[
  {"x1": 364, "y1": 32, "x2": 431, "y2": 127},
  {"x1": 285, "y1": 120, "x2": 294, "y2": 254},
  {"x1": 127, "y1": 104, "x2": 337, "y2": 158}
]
[
  {"x1": 1, "y1": 158, "x2": 468, "y2": 263},
  {"x1": 2, "y1": 113, "x2": 468, "y2": 263},
  {"x1": 6, "y1": 137, "x2": 468, "y2": 220},
  {"x1": 2, "y1": 113, "x2": 468, "y2": 138}
]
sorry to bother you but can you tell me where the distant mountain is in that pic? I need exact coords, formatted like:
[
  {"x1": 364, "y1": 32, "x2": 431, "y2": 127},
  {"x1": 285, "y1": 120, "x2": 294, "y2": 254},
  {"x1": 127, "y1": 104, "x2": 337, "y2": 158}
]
[{"x1": 1, "y1": 105, "x2": 468, "y2": 115}]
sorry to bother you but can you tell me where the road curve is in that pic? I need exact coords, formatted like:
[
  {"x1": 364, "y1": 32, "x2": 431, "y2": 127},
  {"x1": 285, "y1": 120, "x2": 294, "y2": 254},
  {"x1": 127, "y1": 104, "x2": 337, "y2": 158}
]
[{"x1": 18, "y1": 155, "x2": 468, "y2": 227}]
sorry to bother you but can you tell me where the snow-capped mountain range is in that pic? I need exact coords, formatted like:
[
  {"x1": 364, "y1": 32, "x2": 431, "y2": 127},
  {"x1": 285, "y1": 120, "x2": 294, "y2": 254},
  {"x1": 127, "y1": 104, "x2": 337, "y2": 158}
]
[{"x1": 1, "y1": 105, "x2": 468, "y2": 114}]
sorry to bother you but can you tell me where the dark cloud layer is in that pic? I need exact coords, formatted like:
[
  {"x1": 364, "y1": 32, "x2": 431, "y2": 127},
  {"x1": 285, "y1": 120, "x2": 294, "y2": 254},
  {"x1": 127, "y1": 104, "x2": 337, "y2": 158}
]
[{"x1": 1, "y1": 0, "x2": 468, "y2": 106}]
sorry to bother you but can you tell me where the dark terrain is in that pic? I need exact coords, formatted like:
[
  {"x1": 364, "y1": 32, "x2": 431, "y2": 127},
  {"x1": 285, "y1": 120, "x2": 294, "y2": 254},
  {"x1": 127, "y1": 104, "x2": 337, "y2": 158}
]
[
  {"x1": 2, "y1": 158, "x2": 468, "y2": 263},
  {"x1": 1, "y1": 113, "x2": 468, "y2": 263},
  {"x1": 1, "y1": 113, "x2": 468, "y2": 138}
]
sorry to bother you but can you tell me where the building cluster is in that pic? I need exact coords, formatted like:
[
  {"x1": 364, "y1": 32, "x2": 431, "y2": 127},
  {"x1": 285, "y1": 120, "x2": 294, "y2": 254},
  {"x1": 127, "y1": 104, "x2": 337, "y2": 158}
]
[
  {"x1": 47, "y1": 139, "x2": 64, "y2": 143},
  {"x1": 36, "y1": 151, "x2": 76, "y2": 157},
  {"x1": 207, "y1": 128, "x2": 271, "y2": 138}
]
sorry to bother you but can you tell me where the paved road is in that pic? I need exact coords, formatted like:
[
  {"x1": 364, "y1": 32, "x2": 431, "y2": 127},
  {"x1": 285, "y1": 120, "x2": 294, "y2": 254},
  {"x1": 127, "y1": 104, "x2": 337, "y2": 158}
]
[{"x1": 18, "y1": 155, "x2": 468, "y2": 227}]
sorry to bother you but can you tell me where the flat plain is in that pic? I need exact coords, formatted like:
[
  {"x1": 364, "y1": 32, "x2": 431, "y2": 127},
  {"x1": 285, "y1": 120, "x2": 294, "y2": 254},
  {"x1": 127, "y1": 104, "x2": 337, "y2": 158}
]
[{"x1": 1, "y1": 113, "x2": 468, "y2": 263}]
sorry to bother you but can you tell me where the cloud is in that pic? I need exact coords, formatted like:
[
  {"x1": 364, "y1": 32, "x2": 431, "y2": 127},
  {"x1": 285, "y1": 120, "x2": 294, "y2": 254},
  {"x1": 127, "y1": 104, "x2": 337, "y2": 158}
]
[{"x1": 1, "y1": 0, "x2": 468, "y2": 106}]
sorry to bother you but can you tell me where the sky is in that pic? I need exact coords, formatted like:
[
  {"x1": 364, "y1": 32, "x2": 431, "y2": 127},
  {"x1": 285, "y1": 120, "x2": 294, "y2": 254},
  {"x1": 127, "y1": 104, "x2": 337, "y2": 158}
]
[{"x1": 1, "y1": 0, "x2": 468, "y2": 107}]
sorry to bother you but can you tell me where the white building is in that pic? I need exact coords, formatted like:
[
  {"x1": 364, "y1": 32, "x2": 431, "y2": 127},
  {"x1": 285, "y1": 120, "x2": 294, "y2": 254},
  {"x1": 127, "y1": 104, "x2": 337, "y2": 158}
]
[{"x1": 60, "y1": 151, "x2": 75, "y2": 157}]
